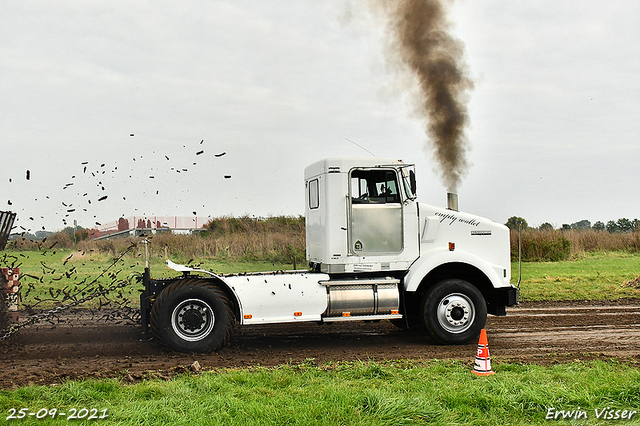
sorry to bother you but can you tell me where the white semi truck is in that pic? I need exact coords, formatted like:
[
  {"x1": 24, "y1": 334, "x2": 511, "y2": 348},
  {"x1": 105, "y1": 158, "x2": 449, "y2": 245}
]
[{"x1": 140, "y1": 157, "x2": 518, "y2": 353}]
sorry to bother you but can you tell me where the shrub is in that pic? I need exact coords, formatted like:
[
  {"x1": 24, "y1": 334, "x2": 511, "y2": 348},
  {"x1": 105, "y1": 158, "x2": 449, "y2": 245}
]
[
  {"x1": 511, "y1": 229, "x2": 571, "y2": 261},
  {"x1": 511, "y1": 228, "x2": 640, "y2": 261}
]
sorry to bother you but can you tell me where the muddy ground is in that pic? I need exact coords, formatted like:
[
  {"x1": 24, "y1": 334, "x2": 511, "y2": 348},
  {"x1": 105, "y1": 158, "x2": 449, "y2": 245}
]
[{"x1": 2, "y1": 298, "x2": 640, "y2": 389}]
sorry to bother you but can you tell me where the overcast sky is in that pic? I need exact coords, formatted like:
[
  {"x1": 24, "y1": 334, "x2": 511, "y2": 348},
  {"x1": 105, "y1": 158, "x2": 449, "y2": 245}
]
[{"x1": 2, "y1": 0, "x2": 639, "y2": 233}]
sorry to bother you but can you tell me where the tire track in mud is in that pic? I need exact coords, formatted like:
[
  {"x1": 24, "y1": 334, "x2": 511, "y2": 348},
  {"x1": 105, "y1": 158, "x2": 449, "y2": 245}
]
[
  {"x1": 487, "y1": 303, "x2": 640, "y2": 361},
  {"x1": 1, "y1": 299, "x2": 639, "y2": 388}
]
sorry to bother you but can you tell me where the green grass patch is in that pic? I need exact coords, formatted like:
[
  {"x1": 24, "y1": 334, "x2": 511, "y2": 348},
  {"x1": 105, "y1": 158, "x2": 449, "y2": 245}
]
[
  {"x1": 513, "y1": 251, "x2": 640, "y2": 301},
  {"x1": 1, "y1": 250, "x2": 294, "y2": 309},
  {"x1": 1, "y1": 360, "x2": 640, "y2": 425},
  {"x1": 3, "y1": 250, "x2": 640, "y2": 308}
]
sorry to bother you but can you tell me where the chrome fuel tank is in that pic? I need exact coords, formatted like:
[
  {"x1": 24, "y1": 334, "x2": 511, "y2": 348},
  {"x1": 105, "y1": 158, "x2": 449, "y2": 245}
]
[{"x1": 322, "y1": 278, "x2": 400, "y2": 317}]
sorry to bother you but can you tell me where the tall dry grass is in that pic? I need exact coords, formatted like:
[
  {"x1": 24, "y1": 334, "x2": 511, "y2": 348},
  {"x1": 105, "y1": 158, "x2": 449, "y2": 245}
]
[
  {"x1": 10, "y1": 216, "x2": 640, "y2": 264},
  {"x1": 510, "y1": 228, "x2": 640, "y2": 261},
  {"x1": 72, "y1": 215, "x2": 307, "y2": 264}
]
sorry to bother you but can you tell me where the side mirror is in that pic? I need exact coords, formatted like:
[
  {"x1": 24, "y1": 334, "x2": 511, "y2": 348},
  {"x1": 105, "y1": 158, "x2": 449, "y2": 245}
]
[{"x1": 410, "y1": 170, "x2": 417, "y2": 196}]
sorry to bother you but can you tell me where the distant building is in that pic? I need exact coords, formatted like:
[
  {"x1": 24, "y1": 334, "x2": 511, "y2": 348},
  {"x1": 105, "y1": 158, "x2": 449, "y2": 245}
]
[{"x1": 93, "y1": 216, "x2": 209, "y2": 239}]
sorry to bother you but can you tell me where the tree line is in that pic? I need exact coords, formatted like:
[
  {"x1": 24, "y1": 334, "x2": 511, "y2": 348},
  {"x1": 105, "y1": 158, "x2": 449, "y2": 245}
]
[{"x1": 506, "y1": 217, "x2": 640, "y2": 233}]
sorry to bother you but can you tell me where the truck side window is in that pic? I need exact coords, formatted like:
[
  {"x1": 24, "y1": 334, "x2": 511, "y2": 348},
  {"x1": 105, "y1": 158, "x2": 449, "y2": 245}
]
[
  {"x1": 351, "y1": 170, "x2": 400, "y2": 204},
  {"x1": 309, "y1": 179, "x2": 319, "y2": 209}
]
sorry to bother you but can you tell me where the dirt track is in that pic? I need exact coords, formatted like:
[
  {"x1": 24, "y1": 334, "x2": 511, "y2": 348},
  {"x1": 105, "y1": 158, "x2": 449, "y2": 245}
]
[{"x1": 2, "y1": 298, "x2": 640, "y2": 389}]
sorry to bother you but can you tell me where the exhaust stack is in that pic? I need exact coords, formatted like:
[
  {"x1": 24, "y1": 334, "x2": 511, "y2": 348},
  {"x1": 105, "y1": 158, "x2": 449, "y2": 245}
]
[{"x1": 447, "y1": 193, "x2": 459, "y2": 211}]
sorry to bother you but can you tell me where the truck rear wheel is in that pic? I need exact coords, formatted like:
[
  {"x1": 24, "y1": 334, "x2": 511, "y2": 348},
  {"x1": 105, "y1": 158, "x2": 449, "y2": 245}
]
[
  {"x1": 150, "y1": 279, "x2": 234, "y2": 353},
  {"x1": 421, "y1": 279, "x2": 486, "y2": 345}
]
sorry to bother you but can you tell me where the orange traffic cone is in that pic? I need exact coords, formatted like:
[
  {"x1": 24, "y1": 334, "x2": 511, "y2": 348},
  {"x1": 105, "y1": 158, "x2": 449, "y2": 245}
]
[{"x1": 472, "y1": 329, "x2": 495, "y2": 376}]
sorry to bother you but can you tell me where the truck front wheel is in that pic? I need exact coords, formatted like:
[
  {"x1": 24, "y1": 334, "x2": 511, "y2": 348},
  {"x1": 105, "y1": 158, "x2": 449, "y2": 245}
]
[
  {"x1": 150, "y1": 279, "x2": 234, "y2": 353},
  {"x1": 421, "y1": 279, "x2": 486, "y2": 344}
]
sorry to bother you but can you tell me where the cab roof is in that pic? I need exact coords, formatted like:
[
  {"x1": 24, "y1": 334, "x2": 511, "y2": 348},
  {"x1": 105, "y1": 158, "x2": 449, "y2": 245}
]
[{"x1": 304, "y1": 157, "x2": 408, "y2": 179}]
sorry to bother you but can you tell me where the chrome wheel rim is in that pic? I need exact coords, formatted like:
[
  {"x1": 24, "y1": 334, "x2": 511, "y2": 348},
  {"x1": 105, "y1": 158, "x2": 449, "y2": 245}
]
[
  {"x1": 171, "y1": 298, "x2": 215, "y2": 342},
  {"x1": 436, "y1": 293, "x2": 475, "y2": 334}
]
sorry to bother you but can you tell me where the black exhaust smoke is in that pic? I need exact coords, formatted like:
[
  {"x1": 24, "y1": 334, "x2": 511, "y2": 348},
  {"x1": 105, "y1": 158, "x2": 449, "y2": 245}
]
[{"x1": 374, "y1": 0, "x2": 473, "y2": 196}]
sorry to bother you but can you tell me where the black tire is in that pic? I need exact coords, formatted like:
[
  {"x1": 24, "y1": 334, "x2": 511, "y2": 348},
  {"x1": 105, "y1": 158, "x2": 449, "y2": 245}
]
[
  {"x1": 420, "y1": 279, "x2": 486, "y2": 345},
  {"x1": 150, "y1": 279, "x2": 234, "y2": 353}
]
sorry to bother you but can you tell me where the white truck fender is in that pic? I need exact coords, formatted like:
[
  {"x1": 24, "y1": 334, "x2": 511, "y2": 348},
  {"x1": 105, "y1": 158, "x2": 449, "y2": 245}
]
[
  {"x1": 165, "y1": 259, "x2": 245, "y2": 316},
  {"x1": 166, "y1": 259, "x2": 219, "y2": 277},
  {"x1": 404, "y1": 248, "x2": 507, "y2": 292}
]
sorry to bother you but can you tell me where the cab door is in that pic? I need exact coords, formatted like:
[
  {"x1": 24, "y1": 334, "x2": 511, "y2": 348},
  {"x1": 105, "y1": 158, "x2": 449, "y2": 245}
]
[{"x1": 348, "y1": 168, "x2": 415, "y2": 258}]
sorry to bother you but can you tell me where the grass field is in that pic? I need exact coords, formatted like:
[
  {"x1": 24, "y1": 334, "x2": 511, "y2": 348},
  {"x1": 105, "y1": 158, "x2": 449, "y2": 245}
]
[
  {"x1": 1, "y1": 360, "x2": 639, "y2": 425},
  {"x1": 513, "y1": 251, "x2": 640, "y2": 300},
  {"x1": 1, "y1": 248, "x2": 294, "y2": 310},
  {"x1": 2, "y1": 249, "x2": 639, "y2": 309}
]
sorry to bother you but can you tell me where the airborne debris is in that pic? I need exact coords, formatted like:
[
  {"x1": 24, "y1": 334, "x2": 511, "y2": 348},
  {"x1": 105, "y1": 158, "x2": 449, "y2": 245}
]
[{"x1": 12, "y1": 137, "x2": 228, "y2": 232}]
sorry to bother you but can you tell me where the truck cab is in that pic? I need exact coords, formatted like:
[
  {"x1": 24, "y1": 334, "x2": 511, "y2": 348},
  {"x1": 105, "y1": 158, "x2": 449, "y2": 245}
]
[
  {"x1": 305, "y1": 157, "x2": 420, "y2": 274},
  {"x1": 304, "y1": 157, "x2": 517, "y2": 339}
]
